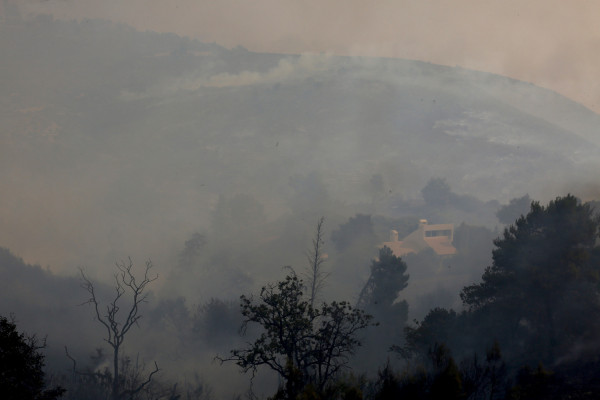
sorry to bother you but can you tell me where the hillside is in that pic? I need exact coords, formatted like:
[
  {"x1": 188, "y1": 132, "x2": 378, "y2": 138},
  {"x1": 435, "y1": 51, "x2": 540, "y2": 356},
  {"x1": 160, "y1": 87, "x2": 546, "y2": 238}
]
[{"x1": 1, "y1": 14, "x2": 599, "y2": 271}]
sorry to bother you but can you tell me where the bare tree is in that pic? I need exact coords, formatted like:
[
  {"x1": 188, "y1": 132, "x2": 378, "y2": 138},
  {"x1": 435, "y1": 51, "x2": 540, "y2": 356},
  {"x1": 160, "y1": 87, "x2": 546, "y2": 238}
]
[
  {"x1": 79, "y1": 258, "x2": 159, "y2": 400},
  {"x1": 305, "y1": 216, "x2": 328, "y2": 307}
]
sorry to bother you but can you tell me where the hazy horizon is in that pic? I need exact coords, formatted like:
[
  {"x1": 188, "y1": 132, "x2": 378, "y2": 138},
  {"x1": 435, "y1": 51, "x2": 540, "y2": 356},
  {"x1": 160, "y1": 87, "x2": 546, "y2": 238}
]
[
  {"x1": 2, "y1": 7, "x2": 600, "y2": 274},
  {"x1": 15, "y1": 0, "x2": 600, "y2": 115}
]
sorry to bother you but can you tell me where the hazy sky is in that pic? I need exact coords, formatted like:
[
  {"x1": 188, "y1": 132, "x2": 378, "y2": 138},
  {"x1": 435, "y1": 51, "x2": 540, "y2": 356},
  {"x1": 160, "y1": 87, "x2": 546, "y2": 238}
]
[{"x1": 19, "y1": 0, "x2": 600, "y2": 114}]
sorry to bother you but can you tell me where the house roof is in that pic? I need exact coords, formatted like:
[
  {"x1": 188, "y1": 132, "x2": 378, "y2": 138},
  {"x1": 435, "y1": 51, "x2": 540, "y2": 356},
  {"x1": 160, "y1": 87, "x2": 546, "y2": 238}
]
[
  {"x1": 381, "y1": 220, "x2": 457, "y2": 257},
  {"x1": 423, "y1": 236, "x2": 457, "y2": 255},
  {"x1": 380, "y1": 241, "x2": 416, "y2": 257}
]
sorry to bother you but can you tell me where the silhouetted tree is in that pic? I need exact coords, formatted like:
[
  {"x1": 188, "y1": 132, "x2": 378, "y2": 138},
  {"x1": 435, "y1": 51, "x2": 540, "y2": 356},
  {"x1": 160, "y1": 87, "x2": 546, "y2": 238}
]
[
  {"x1": 331, "y1": 214, "x2": 376, "y2": 252},
  {"x1": 495, "y1": 195, "x2": 531, "y2": 225},
  {"x1": 305, "y1": 216, "x2": 328, "y2": 307},
  {"x1": 506, "y1": 364, "x2": 555, "y2": 400},
  {"x1": 428, "y1": 343, "x2": 463, "y2": 400},
  {"x1": 0, "y1": 315, "x2": 65, "y2": 400},
  {"x1": 79, "y1": 258, "x2": 159, "y2": 400},
  {"x1": 459, "y1": 341, "x2": 507, "y2": 400},
  {"x1": 177, "y1": 232, "x2": 206, "y2": 269},
  {"x1": 356, "y1": 246, "x2": 409, "y2": 367},
  {"x1": 421, "y1": 178, "x2": 453, "y2": 207},
  {"x1": 400, "y1": 308, "x2": 459, "y2": 360},
  {"x1": 358, "y1": 246, "x2": 409, "y2": 335},
  {"x1": 461, "y1": 194, "x2": 600, "y2": 363},
  {"x1": 372, "y1": 343, "x2": 466, "y2": 400},
  {"x1": 372, "y1": 363, "x2": 405, "y2": 400},
  {"x1": 358, "y1": 246, "x2": 409, "y2": 309},
  {"x1": 220, "y1": 274, "x2": 373, "y2": 399},
  {"x1": 193, "y1": 298, "x2": 241, "y2": 347}
]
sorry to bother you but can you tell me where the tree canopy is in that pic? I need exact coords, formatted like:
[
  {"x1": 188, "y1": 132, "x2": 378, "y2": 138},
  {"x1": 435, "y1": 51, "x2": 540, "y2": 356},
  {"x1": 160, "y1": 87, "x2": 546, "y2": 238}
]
[
  {"x1": 221, "y1": 274, "x2": 373, "y2": 399},
  {"x1": 495, "y1": 194, "x2": 532, "y2": 225},
  {"x1": 358, "y1": 246, "x2": 409, "y2": 309},
  {"x1": 357, "y1": 246, "x2": 410, "y2": 367},
  {"x1": 461, "y1": 194, "x2": 600, "y2": 362},
  {"x1": 462, "y1": 195, "x2": 600, "y2": 309},
  {"x1": 0, "y1": 315, "x2": 65, "y2": 400}
]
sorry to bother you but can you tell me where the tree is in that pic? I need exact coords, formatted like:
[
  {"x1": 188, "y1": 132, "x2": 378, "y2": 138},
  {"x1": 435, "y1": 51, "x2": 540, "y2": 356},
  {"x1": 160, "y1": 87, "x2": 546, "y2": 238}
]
[
  {"x1": 372, "y1": 343, "x2": 465, "y2": 400},
  {"x1": 305, "y1": 216, "x2": 328, "y2": 308},
  {"x1": 400, "y1": 308, "x2": 460, "y2": 361},
  {"x1": 428, "y1": 343, "x2": 463, "y2": 400},
  {"x1": 461, "y1": 195, "x2": 600, "y2": 362},
  {"x1": 177, "y1": 232, "x2": 206, "y2": 270},
  {"x1": 495, "y1": 195, "x2": 531, "y2": 225},
  {"x1": 193, "y1": 298, "x2": 242, "y2": 347},
  {"x1": 331, "y1": 214, "x2": 376, "y2": 252},
  {"x1": 459, "y1": 341, "x2": 507, "y2": 400},
  {"x1": 506, "y1": 364, "x2": 555, "y2": 400},
  {"x1": 358, "y1": 246, "x2": 409, "y2": 366},
  {"x1": 79, "y1": 258, "x2": 159, "y2": 400},
  {"x1": 358, "y1": 246, "x2": 409, "y2": 309},
  {"x1": 330, "y1": 214, "x2": 379, "y2": 295},
  {"x1": 0, "y1": 315, "x2": 65, "y2": 400},
  {"x1": 421, "y1": 178, "x2": 453, "y2": 207},
  {"x1": 220, "y1": 274, "x2": 373, "y2": 399}
]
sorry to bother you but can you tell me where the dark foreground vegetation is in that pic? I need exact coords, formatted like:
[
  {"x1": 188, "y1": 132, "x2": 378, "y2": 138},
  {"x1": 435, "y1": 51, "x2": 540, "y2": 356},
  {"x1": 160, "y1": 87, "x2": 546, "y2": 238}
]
[{"x1": 2, "y1": 194, "x2": 600, "y2": 399}]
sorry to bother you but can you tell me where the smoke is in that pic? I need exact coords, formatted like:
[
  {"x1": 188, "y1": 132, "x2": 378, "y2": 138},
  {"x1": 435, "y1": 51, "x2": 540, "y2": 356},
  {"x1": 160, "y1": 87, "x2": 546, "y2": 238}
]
[
  {"x1": 20, "y1": 0, "x2": 600, "y2": 113},
  {"x1": 120, "y1": 53, "x2": 333, "y2": 100},
  {"x1": 206, "y1": 54, "x2": 332, "y2": 88},
  {"x1": 2, "y1": 9, "x2": 600, "y2": 397}
]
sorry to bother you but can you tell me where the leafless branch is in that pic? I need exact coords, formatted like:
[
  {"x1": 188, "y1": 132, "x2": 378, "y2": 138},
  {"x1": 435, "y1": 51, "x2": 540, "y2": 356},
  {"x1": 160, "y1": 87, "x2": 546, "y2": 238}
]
[
  {"x1": 305, "y1": 216, "x2": 329, "y2": 307},
  {"x1": 124, "y1": 361, "x2": 160, "y2": 398},
  {"x1": 79, "y1": 258, "x2": 159, "y2": 400}
]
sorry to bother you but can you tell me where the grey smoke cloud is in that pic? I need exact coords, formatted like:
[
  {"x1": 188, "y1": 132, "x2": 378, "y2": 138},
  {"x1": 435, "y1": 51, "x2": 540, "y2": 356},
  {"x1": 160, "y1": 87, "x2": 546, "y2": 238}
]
[
  {"x1": 120, "y1": 53, "x2": 333, "y2": 100},
  {"x1": 3, "y1": 0, "x2": 599, "y2": 279},
  {"x1": 20, "y1": 0, "x2": 600, "y2": 113}
]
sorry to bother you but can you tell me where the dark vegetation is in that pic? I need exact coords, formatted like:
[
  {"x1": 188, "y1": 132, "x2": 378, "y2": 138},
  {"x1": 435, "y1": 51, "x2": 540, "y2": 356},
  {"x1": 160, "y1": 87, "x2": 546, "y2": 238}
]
[
  {"x1": 393, "y1": 194, "x2": 600, "y2": 399},
  {"x1": 3, "y1": 193, "x2": 600, "y2": 399},
  {"x1": 0, "y1": 315, "x2": 65, "y2": 400},
  {"x1": 218, "y1": 273, "x2": 374, "y2": 399}
]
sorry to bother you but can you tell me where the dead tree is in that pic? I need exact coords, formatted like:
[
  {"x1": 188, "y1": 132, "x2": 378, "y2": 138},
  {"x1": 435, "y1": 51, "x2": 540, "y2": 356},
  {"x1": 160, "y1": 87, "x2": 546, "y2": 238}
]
[
  {"x1": 80, "y1": 258, "x2": 159, "y2": 400},
  {"x1": 305, "y1": 216, "x2": 329, "y2": 307}
]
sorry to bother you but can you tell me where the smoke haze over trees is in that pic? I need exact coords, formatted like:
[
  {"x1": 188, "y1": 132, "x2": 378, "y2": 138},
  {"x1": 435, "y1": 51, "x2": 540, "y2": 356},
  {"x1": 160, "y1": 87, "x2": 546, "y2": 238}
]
[
  {"x1": 2, "y1": 8, "x2": 600, "y2": 399},
  {"x1": 2, "y1": 11, "x2": 600, "y2": 273}
]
